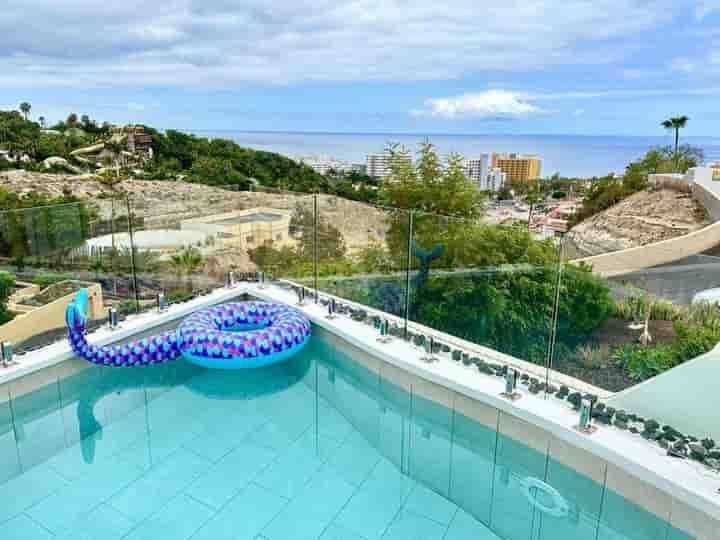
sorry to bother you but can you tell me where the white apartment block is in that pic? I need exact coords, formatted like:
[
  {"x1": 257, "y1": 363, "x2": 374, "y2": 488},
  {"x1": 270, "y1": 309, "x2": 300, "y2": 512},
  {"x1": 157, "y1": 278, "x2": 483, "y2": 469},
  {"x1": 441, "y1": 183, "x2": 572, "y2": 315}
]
[
  {"x1": 366, "y1": 149, "x2": 411, "y2": 179},
  {"x1": 464, "y1": 155, "x2": 489, "y2": 185},
  {"x1": 463, "y1": 154, "x2": 506, "y2": 192},
  {"x1": 485, "y1": 167, "x2": 507, "y2": 192},
  {"x1": 299, "y1": 156, "x2": 355, "y2": 175}
]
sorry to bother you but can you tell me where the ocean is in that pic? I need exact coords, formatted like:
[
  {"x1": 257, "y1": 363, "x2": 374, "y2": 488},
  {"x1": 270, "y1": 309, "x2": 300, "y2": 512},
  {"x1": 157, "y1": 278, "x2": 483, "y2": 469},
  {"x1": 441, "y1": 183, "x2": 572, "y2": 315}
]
[{"x1": 193, "y1": 130, "x2": 720, "y2": 178}]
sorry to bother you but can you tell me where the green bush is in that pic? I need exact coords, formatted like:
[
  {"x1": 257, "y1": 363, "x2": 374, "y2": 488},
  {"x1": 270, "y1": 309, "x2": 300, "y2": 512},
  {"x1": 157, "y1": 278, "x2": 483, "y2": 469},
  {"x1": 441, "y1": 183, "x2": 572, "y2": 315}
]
[
  {"x1": 673, "y1": 319, "x2": 720, "y2": 361},
  {"x1": 612, "y1": 295, "x2": 682, "y2": 322},
  {"x1": 576, "y1": 344, "x2": 611, "y2": 369},
  {"x1": 0, "y1": 271, "x2": 16, "y2": 324},
  {"x1": 32, "y1": 272, "x2": 71, "y2": 289},
  {"x1": 615, "y1": 344, "x2": 678, "y2": 382}
]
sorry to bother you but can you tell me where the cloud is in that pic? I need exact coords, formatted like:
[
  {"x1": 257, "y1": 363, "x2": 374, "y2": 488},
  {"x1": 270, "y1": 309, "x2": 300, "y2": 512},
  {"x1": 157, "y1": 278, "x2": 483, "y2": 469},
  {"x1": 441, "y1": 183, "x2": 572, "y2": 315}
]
[
  {"x1": 414, "y1": 90, "x2": 544, "y2": 119},
  {"x1": 0, "y1": 0, "x2": 683, "y2": 88},
  {"x1": 125, "y1": 102, "x2": 148, "y2": 111},
  {"x1": 572, "y1": 109, "x2": 585, "y2": 117},
  {"x1": 696, "y1": 1, "x2": 720, "y2": 20}
]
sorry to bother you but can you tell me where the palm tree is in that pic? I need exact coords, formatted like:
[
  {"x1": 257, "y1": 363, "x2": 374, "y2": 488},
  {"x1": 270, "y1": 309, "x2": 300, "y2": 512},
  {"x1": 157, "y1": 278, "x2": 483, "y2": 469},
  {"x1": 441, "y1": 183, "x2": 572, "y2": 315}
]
[
  {"x1": 38, "y1": 116, "x2": 46, "y2": 129},
  {"x1": 169, "y1": 247, "x2": 205, "y2": 291},
  {"x1": 19, "y1": 102, "x2": 31, "y2": 121},
  {"x1": 661, "y1": 116, "x2": 689, "y2": 171},
  {"x1": 89, "y1": 256, "x2": 106, "y2": 281}
]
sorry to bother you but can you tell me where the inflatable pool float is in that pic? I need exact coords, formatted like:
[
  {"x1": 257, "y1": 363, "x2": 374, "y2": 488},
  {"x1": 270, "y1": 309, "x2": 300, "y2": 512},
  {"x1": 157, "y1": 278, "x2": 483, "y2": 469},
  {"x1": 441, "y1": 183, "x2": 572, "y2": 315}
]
[{"x1": 65, "y1": 289, "x2": 311, "y2": 369}]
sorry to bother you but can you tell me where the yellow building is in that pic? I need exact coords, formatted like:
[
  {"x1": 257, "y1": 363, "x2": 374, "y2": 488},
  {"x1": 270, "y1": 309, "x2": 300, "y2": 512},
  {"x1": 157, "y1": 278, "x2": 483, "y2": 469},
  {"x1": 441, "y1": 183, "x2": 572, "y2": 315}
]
[
  {"x1": 181, "y1": 207, "x2": 293, "y2": 251},
  {"x1": 710, "y1": 161, "x2": 720, "y2": 180},
  {"x1": 492, "y1": 153, "x2": 542, "y2": 182}
]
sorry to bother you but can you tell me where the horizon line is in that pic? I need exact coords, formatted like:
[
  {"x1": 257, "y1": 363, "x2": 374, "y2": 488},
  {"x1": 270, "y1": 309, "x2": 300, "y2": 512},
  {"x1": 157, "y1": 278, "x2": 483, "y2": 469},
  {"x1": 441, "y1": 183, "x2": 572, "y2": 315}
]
[{"x1": 181, "y1": 128, "x2": 720, "y2": 140}]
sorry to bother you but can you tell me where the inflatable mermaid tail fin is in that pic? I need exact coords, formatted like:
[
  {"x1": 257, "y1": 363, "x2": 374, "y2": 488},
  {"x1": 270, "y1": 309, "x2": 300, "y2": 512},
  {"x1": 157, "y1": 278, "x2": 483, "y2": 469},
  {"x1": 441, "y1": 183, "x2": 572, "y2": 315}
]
[
  {"x1": 412, "y1": 241, "x2": 445, "y2": 263},
  {"x1": 66, "y1": 288, "x2": 89, "y2": 332}
]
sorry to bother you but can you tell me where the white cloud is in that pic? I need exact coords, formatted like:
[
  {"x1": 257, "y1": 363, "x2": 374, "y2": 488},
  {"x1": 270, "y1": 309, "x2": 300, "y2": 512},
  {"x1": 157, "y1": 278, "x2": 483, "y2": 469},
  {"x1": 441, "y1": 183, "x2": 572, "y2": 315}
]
[
  {"x1": 0, "y1": 0, "x2": 683, "y2": 88},
  {"x1": 126, "y1": 102, "x2": 147, "y2": 111},
  {"x1": 696, "y1": 1, "x2": 720, "y2": 20},
  {"x1": 670, "y1": 57, "x2": 697, "y2": 72},
  {"x1": 572, "y1": 109, "x2": 585, "y2": 117},
  {"x1": 414, "y1": 90, "x2": 543, "y2": 119}
]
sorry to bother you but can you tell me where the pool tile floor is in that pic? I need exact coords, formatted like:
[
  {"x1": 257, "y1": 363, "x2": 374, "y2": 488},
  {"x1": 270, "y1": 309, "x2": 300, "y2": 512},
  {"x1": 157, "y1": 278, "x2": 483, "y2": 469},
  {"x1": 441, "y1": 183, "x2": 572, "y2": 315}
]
[{"x1": 1, "y1": 368, "x2": 502, "y2": 540}]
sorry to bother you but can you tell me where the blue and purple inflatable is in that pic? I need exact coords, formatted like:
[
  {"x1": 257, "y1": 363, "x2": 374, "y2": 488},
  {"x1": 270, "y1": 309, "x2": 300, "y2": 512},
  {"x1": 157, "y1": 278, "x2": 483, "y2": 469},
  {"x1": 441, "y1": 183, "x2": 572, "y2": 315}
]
[{"x1": 66, "y1": 289, "x2": 311, "y2": 369}]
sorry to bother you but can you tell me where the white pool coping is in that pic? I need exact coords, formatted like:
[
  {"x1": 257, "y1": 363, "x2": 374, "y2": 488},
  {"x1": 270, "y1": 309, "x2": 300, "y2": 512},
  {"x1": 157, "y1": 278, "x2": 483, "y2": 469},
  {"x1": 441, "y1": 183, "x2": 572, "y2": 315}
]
[{"x1": 1, "y1": 281, "x2": 719, "y2": 523}]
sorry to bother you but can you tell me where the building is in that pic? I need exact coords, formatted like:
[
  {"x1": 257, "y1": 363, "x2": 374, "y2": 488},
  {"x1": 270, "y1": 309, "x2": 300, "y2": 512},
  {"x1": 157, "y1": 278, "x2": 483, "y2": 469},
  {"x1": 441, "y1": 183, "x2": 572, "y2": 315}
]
[
  {"x1": 181, "y1": 207, "x2": 293, "y2": 251},
  {"x1": 536, "y1": 200, "x2": 581, "y2": 239},
  {"x1": 299, "y1": 156, "x2": 354, "y2": 176},
  {"x1": 485, "y1": 167, "x2": 507, "y2": 192},
  {"x1": 366, "y1": 149, "x2": 411, "y2": 179},
  {"x1": 648, "y1": 167, "x2": 714, "y2": 186},
  {"x1": 709, "y1": 161, "x2": 720, "y2": 180},
  {"x1": 464, "y1": 155, "x2": 489, "y2": 186},
  {"x1": 492, "y1": 153, "x2": 542, "y2": 182}
]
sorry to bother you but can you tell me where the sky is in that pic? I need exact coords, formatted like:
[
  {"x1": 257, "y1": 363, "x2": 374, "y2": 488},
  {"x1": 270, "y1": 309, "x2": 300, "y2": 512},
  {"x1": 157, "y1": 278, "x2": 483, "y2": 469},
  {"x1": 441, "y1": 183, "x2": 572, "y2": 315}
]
[{"x1": 1, "y1": 0, "x2": 719, "y2": 136}]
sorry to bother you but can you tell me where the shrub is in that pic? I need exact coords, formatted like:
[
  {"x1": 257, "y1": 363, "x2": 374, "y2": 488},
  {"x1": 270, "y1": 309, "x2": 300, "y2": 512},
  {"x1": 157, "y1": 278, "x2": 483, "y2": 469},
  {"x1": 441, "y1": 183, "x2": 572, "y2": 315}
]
[
  {"x1": 612, "y1": 295, "x2": 682, "y2": 322},
  {"x1": 673, "y1": 319, "x2": 720, "y2": 360},
  {"x1": 576, "y1": 343, "x2": 611, "y2": 369},
  {"x1": 685, "y1": 300, "x2": 720, "y2": 326},
  {"x1": 617, "y1": 344, "x2": 678, "y2": 382},
  {"x1": 0, "y1": 271, "x2": 16, "y2": 324},
  {"x1": 32, "y1": 272, "x2": 71, "y2": 289}
]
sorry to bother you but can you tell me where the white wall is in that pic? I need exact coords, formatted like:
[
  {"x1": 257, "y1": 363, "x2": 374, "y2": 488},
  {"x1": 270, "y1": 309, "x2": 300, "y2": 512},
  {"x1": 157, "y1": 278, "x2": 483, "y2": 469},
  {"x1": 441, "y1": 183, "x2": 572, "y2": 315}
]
[{"x1": 608, "y1": 345, "x2": 720, "y2": 441}]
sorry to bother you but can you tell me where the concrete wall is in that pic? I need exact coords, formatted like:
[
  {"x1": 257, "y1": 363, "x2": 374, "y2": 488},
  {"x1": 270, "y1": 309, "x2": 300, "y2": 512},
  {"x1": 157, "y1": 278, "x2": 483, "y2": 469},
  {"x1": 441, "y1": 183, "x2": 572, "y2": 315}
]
[
  {"x1": 574, "y1": 171, "x2": 720, "y2": 276},
  {"x1": 0, "y1": 283, "x2": 103, "y2": 345},
  {"x1": 573, "y1": 220, "x2": 720, "y2": 276},
  {"x1": 692, "y1": 172, "x2": 720, "y2": 221},
  {"x1": 608, "y1": 344, "x2": 720, "y2": 442}
]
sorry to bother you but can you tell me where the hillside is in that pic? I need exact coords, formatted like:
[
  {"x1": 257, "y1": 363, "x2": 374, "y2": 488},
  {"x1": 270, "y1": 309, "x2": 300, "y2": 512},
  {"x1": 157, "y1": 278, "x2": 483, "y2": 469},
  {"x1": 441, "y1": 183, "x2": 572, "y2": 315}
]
[
  {"x1": 0, "y1": 170, "x2": 387, "y2": 252},
  {"x1": 567, "y1": 188, "x2": 710, "y2": 257}
]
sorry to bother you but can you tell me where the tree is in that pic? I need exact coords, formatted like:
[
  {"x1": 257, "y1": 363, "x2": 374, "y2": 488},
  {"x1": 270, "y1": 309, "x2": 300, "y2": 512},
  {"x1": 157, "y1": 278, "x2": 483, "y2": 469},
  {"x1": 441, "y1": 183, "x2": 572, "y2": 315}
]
[
  {"x1": 19, "y1": 102, "x2": 31, "y2": 121},
  {"x1": 0, "y1": 271, "x2": 16, "y2": 324},
  {"x1": 169, "y1": 247, "x2": 205, "y2": 290},
  {"x1": 66, "y1": 113, "x2": 78, "y2": 127},
  {"x1": 38, "y1": 116, "x2": 46, "y2": 128},
  {"x1": 661, "y1": 116, "x2": 689, "y2": 171},
  {"x1": 521, "y1": 178, "x2": 544, "y2": 228},
  {"x1": 381, "y1": 141, "x2": 485, "y2": 219}
]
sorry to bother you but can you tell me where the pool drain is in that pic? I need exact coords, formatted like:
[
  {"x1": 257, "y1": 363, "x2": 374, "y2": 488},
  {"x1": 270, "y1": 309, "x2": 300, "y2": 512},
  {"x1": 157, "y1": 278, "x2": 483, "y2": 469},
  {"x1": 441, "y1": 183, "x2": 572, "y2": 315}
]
[{"x1": 520, "y1": 477, "x2": 569, "y2": 518}]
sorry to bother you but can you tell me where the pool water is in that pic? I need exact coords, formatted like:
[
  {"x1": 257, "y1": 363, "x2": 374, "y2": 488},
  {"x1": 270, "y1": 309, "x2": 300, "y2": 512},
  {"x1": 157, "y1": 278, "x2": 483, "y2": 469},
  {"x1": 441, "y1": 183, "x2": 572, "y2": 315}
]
[{"x1": 0, "y1": 326, "x2": 695, "y2": 540}]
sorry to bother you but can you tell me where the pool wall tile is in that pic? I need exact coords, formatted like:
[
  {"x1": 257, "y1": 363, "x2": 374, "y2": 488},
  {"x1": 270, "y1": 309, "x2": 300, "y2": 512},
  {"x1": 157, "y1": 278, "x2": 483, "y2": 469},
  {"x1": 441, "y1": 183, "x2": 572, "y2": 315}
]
[
  {"x1": 668, "y1": 497, "x2": 720, "y2": 540},
  {"x1": 8, "y1": 364, "x2": 61, "y2": 400},
  {"x1": 604, "y1": 463, "x2": 672, "y2": 522},
  {"x1": 491, "y1": 413, "x2": 551, "y2": 540},
  {"x1": 380, "y1": 362, "x2": 414, "y2": 392},
  {"x1": 412, "y1": 378, "x2": 453, "y2": 409},
  {"x1": 496, "y1": 411, "x2": 551, "y2": 456},
  {"x1": 547, "y1": 435, "x2": 607, "y2": 485},
  {"x1": 453, "y1": 392, "x2": 499, "y2": 430}
]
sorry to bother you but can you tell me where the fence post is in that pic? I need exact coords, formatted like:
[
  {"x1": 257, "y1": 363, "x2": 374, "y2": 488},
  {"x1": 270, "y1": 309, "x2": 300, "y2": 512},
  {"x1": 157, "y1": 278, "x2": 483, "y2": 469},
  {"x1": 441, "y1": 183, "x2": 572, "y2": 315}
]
[
  {"x1": 125, "y1": 194, "x2": 141, "y2": 313},
  {"x1": 403, "y1": 210, "x2": 414, "y2": 339},
  {"x1": 544, "y1": 233, "x2": 566, "y2": 397},
  {"x1": 313, "y1": 193, "x2": 319, "y2": 303}
]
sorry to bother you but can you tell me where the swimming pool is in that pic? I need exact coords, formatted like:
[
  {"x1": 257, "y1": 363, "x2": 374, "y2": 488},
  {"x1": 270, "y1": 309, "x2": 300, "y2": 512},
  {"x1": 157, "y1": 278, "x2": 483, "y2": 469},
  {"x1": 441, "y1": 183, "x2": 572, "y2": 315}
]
[{"x1": 0, "y1": 324, "x2": 706, "y2": 539}]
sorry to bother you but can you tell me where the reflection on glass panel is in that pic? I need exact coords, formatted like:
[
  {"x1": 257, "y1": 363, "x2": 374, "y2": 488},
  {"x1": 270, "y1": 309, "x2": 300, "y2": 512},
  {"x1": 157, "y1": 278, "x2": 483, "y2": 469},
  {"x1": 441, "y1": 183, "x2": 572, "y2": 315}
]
[
  {"x1": 490, "y1": 413, "x2": 550, "y2": 540},
  {"x1": 537, "y1": 442, "x2": 607, "y2": 540},
  {"x1": 449, "y1": 406, "x2": 498, "y2": 525},
  {"x1": 0, "y1": 203, "x2": 116, "y2": 353},
  {"x1": 408, "y1": 389, "x2": 452, "y2": 498},
  {"x1": 407, "y1": 212, "x2": 558, "y2": 375},
  {"x1": 550, "y1": 240, "x2": 720, "y2": 396},
  {"x1": 314, "y1": 197, "x2": 410, "y2": 319}
]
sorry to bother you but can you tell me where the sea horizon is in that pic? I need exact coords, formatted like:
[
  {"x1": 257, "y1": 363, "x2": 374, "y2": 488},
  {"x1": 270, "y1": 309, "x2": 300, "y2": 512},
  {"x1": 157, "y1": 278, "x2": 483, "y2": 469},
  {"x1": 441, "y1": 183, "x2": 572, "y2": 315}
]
[{"x1": 190, "y1": 129, "x2": 720, "y2": 178}]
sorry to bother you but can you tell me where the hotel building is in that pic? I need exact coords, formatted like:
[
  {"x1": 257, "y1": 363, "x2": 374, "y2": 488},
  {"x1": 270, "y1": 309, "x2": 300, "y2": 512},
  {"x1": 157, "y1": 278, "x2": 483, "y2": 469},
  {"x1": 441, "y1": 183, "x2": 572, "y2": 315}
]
[{"x1": 492, "y1": 153, "x2": 542, "y2": 182}]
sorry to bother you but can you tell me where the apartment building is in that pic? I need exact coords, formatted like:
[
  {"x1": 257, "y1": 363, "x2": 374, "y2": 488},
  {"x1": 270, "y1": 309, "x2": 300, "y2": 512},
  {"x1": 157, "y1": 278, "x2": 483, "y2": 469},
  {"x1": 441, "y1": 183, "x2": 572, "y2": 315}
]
[
  {"x1": 366, "y1": 149, "x2": 411, "y2": 179},
  {"x1": 492, "y1": 153, "x2": 542, "y2": 182}
]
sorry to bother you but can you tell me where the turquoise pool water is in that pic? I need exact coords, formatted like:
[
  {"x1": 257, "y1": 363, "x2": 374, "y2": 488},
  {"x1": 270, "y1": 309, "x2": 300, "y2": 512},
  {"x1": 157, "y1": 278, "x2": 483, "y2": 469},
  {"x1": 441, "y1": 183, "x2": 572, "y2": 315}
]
[{"x1": 0, "y1": 325, "x2": 695, "y2": 540}]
